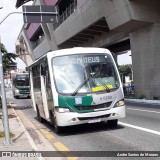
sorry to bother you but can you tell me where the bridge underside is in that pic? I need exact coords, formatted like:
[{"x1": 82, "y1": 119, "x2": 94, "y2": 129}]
[
  {"x1": 105, "y1": 39, "x2": 130, "y2": 54},
  {"x1": 59, "y1": 18, "x2": 110, "y2": 48}
]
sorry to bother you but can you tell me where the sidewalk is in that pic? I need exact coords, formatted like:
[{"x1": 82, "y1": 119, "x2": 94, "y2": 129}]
[
  {"x1": 0, "y1": 106, "x2": 64, "y2": 160},
  {"x1": 0, "y1": 107, "x2": 40, "y2": 160},
  {"x1": 0, "y1": 88, "x2": 65, "y2": 160}
]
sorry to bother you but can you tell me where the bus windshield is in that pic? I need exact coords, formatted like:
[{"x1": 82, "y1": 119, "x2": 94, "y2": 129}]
[
  {"x1": 15, "y1": 80, "x2": 29, "y2": 87},
  {"x1": 52, "y1": 54, "x2": 120, "y2": 94},
  {"x1": 14, "y1": 75, "x2": 29, "y2": 88}
]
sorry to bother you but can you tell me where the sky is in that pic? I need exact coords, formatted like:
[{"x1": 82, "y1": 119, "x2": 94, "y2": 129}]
[
  {"x1": 0, "y1": 0, "x2": 32, "y2": 69},
  {"x1": 118, "y1": 51, "x2": 132, "y2": 65},
  {"x1": 0, "y1": 0, "x2": 132, "y2": 69}
]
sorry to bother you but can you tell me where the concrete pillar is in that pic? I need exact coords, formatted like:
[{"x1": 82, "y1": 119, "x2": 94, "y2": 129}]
[
  {"x1": 41, "y1": 23, "x2": 58, "y2": 51},
  {"x1": 130, "y1": 24, "x2": 160, "y2": 99}
]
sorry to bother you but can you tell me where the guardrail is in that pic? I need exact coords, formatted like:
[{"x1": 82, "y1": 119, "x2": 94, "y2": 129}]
[
  {"x1": 32, "y1": 35, "x2": 45, "y2": 49},
  {"x1": 55, "y1": 1, "x2": 77, "y2": 29}
]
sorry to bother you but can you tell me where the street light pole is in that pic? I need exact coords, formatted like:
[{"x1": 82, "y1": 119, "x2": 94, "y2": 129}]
[
  {"x1": 0, "y1": 11, "x2": 58, "y2": 25},
  {"x1": 0, "y1": 37, "x2": 11, "y2": 145},
  {"x1": 0, "y1": 8, "x2": 57, "y2": 145},
  {"x1": 0, "y1": 6, "x2": 11, "y2": 145}
]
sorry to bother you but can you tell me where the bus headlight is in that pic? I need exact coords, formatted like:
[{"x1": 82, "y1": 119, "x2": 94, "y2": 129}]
[
  {"x1": 15, "y1": 89, "x2": 19, "y2": 93},
  {"x1": 55, "y1": 107, "x2": 70, "y2": 113},
  {"x1": 114, "y1": 99, "x2": 125, "y2": 108}
]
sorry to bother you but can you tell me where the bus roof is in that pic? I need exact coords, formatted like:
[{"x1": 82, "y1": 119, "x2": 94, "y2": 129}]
[
  {"x1": 15, "y1": 73, "x2": 28, "y2": 76},
  {"x1": 28, "y1": 47, "x2": 111, "y2": 68},
  {"x1": 47, "y1": 47, "x2": 111, "y2": 57},
  {"x1": 12, "y1": 73, "x2": 29, "y2": 78}
]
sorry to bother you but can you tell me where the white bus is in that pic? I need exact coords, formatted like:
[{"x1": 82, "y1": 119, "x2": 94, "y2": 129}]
[{"x1": 28, "y1": 47, "x2": 125, "y2": 133}]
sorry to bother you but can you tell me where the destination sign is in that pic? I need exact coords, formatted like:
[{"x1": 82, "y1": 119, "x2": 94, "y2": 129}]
[
  {"x1": 70, "y1": 56, "x2": 99, "y2": 64},
  {"x1": 53, "y1": 54, "x2": 112, "y2": 66}
]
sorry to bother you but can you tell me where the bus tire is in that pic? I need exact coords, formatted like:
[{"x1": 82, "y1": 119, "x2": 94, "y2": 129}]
[
  {"x1": 50, "y1": 111, "x2": 62, "y2": 134},
  {"x1": 107, "y1": 119, "x2": 118, "y2": 127},
  {"x1": 27, "y1": 96, "x2": 31, "y2": 99},
  {"x1": 36, "y1": 106, "x2": 44, "y2": 123},
  {"x1": 14, "y1": 96, "x2": 19, "y2": 99}
]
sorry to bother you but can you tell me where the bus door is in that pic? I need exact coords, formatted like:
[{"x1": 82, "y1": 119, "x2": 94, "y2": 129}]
[
  {"x1": 29, "y1": 70, "x2": 36, "y2": 111},
  {"x1": 40, "y1": 63, "x2": 50, "y2": 121}
]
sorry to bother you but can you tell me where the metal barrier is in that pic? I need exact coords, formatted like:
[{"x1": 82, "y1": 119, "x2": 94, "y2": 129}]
[
  {"x1": 56, "y1": 1, "x2": 77, "y2": 28},
  {"x1": 123, "y1": 85, "x2": 135, "y2": 97},
  {"x1": 32, "y1": 35, "x2": 45, "y2": 49}
]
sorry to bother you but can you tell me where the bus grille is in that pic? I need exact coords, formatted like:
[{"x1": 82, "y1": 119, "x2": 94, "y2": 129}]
[
  {"x1": 74, "y1": 102, "x2": 112, "y2": 111},
  {"x1": 19, "y1": 90, "x2": 30, "y2": 94},
  {"x1": 77, "y1": 114, "x2": 111, "y2": 121}
]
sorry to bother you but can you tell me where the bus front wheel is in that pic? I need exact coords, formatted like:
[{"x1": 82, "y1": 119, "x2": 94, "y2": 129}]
[
  {"x1": 14, "y1": 95, "x2": 19, "y2": 99},
  {"x1": 50, "y1": 111, "x2": 62, "y2": 134},
  {"x1": 107, "y1": 119, "x2": 118, "y2": 127},
  {"x1": 36, "y1": 106, "x2": 44, "y2": 123}
]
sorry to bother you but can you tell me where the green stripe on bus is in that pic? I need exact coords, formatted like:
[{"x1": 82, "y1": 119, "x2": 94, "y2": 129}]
[{"x1": 58, "y1": 95, "x2": 93, "y2": 113}]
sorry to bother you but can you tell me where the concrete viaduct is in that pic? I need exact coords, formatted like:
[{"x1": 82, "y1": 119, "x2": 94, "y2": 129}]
[{"x1": 15, "y1": 0, "x2": 160, "y2": 99}]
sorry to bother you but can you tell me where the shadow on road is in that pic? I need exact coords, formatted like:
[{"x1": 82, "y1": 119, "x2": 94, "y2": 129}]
[
  {"x1": 33, "y1": 116, "x2": 125, "y2": 136},
  {"x1": 14, "y1": 105, "x2": 126, "y2": 136}
]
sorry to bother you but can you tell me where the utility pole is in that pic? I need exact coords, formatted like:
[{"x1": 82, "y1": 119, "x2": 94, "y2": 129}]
[
  {"x1": 0, "y1": 37, "x2": 11, "y2": 145},
  {"x1": 0, "y1": 6, "x2": 11, "y2": 145}
]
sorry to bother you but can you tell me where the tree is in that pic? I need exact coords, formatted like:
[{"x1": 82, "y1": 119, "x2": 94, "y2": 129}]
[
  {"x1": 0, "y1": 42, "x2": 18, "y2": 73},
  {"x1": 118, "y1": 64, "x2": 132, "y2": 83},
  {"x1": 0, "y1": 42, "x2": 7, "y2": 53}
]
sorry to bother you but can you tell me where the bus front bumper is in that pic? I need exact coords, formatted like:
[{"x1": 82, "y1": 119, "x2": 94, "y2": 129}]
[
  {"x1": 55, "y1": 106, "x2": 125, "y2": 127},
  {"x1": 14, "y1": 92, "x2": 30, "y2": 97}
]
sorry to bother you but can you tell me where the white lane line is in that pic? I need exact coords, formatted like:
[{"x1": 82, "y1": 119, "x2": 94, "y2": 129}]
[
  {"x1": 127, "y1": 108, "x2": 160, "y2": 114},
  {"x1": 119, "y1": 122, "x2": 160, "y2": 136}
]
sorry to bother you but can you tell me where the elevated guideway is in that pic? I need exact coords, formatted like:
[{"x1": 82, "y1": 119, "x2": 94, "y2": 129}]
[{"x1": 15, "y1": 0, "x2": 160, "y2": 99}]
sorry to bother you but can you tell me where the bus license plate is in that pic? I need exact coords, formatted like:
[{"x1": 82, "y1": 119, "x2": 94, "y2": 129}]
[
  {"x1": 21, "y1": 95, "x2": 27, "y2": 97},
  {"x1": 88, "y1": 118, "x2": 101, "y2": 123}
]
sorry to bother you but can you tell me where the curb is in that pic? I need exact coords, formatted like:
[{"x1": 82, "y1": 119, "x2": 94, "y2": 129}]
[
  {"x1": 125, "y1": 99, "x2": 160, "y2": 105},
  {"x1": 10, "y1": 105, "x2": 63, "y2": 160},
  {"x1": 11, "y1": 107, "x2": 45, "y2": 160}
]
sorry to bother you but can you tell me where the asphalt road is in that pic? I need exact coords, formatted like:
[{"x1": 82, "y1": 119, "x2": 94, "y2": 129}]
[{"x1": 6, "y1": 89, "x2": 160, "y2": 160}]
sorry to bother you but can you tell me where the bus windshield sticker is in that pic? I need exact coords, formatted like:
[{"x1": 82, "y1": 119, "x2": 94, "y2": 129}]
[{"x1": 92, "y1": 85, "x2": 113, "y2": 92}]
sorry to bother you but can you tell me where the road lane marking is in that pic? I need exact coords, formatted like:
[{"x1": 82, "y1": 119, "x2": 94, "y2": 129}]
[
  {"x1": 127, "y1": 108, "x2": 160, "y2": 114},
  {"x1": 40, "y1": 129, "x2": 55, "y2": 140},
  {"x1": 54, "y1": 142, "x2": 69, "y2": 151},
  {"x1": 67, "y1": 157, "x2": 78, "y2": 160},
  {"x1": 54, "y1": 142, "x2": 78, "y2": 160},
  {"x1": 119, "y1": 122, "x2": 160, "y2": 136}
]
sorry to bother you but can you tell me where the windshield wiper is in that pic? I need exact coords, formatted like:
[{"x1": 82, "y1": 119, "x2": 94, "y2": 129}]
[
  {"x1": 92, "y1": 74, "x2": 110, "y2": 93},
  {"x1": 71, "y1": 74, "x2": 110, "y2": 96},
  {"x1": 71, "y1": 76, "x2": 90, "y2": 96}
]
